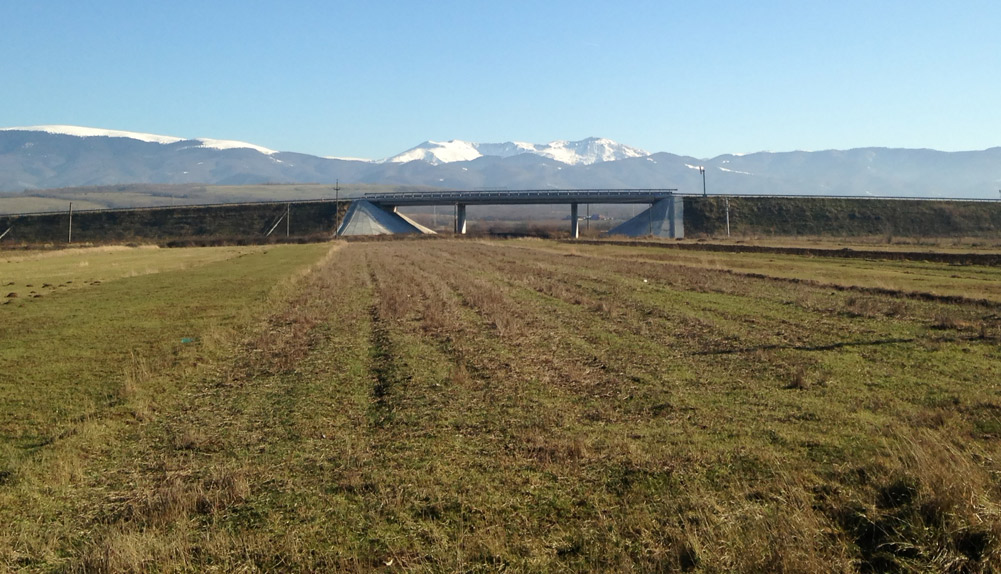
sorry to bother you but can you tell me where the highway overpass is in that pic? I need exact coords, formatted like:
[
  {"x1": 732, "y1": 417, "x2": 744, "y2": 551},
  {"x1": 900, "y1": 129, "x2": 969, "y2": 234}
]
[{"x1": 337, "y1": 189, "x2": 683, "y2": 238}]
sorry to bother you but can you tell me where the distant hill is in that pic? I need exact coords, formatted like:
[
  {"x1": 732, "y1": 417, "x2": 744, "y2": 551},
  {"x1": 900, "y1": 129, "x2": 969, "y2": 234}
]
[{"x1": 1, "y1": 126, "x2": 1000, "y2": 202}]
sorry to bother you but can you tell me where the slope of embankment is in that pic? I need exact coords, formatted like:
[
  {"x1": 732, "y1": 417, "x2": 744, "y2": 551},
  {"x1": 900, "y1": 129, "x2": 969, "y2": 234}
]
[
  {"x1": 684, "y1": 196, "x2": 1001, "y2": 238},
  {"x1": 3, "y1": 195, "x2": 1001, "y2": 246},
  {"x1": 0, "y1": 201, "x2": 347, "y2": 245}
]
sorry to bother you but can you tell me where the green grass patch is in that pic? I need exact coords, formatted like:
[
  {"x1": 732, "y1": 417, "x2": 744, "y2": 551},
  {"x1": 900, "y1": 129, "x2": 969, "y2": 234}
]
[
  {"x1": 0, "y1": 243, "x2": 327, "y2": 461},
  {"x1": 3, "y1": 239, "x2": 1001, "y2": 572}
]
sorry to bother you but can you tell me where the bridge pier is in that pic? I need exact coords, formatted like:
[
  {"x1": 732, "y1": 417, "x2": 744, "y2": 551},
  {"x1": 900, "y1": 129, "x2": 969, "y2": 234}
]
[
  {"x1": 455, "y1": 203, "x2": 467, "y2": 234},
  {"x1": 570, "y1": 203, "x2": 579, "y2": 238}
]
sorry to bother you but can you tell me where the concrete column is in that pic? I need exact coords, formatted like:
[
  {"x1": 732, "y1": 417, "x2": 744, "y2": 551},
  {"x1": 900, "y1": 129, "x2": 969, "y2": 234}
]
[
  {"x1": 456, "y1": 203, "x2": 467, "y2": 234},
  {"x1": 570, "y1": 203, "x2": 579, "y2": 238}
]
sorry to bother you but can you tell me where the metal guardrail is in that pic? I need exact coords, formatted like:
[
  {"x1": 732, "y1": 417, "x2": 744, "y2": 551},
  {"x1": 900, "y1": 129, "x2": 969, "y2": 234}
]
[
  {"x1": 365, "y1": 189, "x2": 679, "y2": 205},
  {"x1": 675, "y1": 193, "x2": 1001, "y2": 203},
  {"x1": 368, "y1": 190, "x2": 1001, "y2": 205},
  {"x1": 0, "y1": 197, "x2": 350, "y2": 218},
  {"x1": 4, "y1": 191, "x2": 1000, "y2": 218}
]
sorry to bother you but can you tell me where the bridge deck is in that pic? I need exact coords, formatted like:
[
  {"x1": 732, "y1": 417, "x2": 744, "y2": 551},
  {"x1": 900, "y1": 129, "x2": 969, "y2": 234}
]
[{"x1": 365, "y1": 189, "x2": 677, "y2": 206}]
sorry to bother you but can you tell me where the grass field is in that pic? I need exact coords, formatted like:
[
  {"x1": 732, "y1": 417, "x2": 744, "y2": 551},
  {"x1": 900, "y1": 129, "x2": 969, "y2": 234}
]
[{"x1": 2, "y1": 239, "x2": 1001, "y2": 572}]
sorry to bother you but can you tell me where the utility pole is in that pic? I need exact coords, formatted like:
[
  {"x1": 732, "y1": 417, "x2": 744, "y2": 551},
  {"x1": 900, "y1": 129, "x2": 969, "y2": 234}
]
[
  {"x1": 286, "y1": 203, "x2": 290, "y2": 238},
  {"x1": 68, "y1": 202, "x2": 73, "y2": 243},
  {"x1": 700, "y1": 166, "x2": 707, "y2": 197},
  {"x1": 725, "y1": 197, "x2": 731, "y2": 237}
]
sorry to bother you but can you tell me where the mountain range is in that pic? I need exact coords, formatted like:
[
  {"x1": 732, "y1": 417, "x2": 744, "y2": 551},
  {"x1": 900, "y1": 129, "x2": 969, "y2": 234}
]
[
  {"x1": 2, "y1": 125, "x2": 1000, "y2": 199},
  {"x1": 383, "y1": 138, "x2": 649, "y2": 165}
]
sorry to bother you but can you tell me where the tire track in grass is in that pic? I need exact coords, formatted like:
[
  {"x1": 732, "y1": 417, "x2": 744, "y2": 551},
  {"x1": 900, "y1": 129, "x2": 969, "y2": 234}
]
[
  {"x1": 66, "y1": 244, "x2": 393, "y2": 572},
  {"x1": 354, "y1": 243, "x2": 644, "y2": 568},
  {"x1": 396, "y1": 242, "x2": 748, "y2": 570},
  {"x1": 340, "y1": 243, "x2": 1001, "y2": 572},
  {"x1": 266, "y1": 243, "x2": 1001, "y2": 571},
  {"x1": 353, "y1": 244, "x2": 546, "y2": 569},
  {"x1": 10, "y1": 240, "x2": 1001, "y2": 572},
  {"x1": 364, "y1": 254, "x2": 405, "y2": 429}
]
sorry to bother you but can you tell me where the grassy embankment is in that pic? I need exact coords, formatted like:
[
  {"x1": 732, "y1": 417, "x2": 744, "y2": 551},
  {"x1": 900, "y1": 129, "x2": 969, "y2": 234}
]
[
  {"x1": 0, "y1": 201, "x2": 348, "y2": 246},
  {"x1": 6, "y1": 193, "x2": 1001, "y2": 247},
  {"x1": 2, "y1": 239, "x2": 1001, "y2": 572},
  {"x1": 686, "y1": 196, "x2": 1001, "y2": 239}
]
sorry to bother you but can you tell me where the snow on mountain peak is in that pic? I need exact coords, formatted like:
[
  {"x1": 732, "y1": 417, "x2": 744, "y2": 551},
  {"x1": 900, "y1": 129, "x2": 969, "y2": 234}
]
[
  {"x1": 384, "y1": 137, "x2": 648, "y2": 166},
  {"x1": 0, "y1": 125, "x2": 278, "y2": 155},
  {"x1": 0, "y1": 125, "x2": 185, "y2": 145},
  {"x1": 193, "y1": 138, "x2": 277, "y2": 155},
  {"x1": 386, "y1": 140, "x2": 482, "y2": 165},
  {"x1": 539, "y1": 137, "x2": 648, "y2": 165},
  {"x1": 3, "y1": 126, "x2": 644, "y2": 164}
]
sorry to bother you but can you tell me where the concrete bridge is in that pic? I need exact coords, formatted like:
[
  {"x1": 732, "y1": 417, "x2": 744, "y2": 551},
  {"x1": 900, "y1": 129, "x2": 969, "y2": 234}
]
[{"x1": 336, "y1": 189, "x2": 683, "y2": 238}]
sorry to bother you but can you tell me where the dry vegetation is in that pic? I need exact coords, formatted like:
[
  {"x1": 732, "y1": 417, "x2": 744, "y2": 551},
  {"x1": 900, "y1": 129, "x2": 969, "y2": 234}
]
[{"x1": 3, "y1": 238, "x2": 1001, "y2": 572}]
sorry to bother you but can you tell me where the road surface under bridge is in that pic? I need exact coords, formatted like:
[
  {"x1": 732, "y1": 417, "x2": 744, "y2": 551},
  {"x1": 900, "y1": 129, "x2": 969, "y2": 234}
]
[{"x1": 337, "y1": 189, "x2": 683, "y2": 238}]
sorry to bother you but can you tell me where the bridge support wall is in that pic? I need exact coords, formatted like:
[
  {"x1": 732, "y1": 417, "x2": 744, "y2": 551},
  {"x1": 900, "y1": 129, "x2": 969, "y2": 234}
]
[
  {"x1": 570, "y1": 203, "x2": 579, "y2": 238},
  {"x1": 337, "y1": 200, "x2": 435, "y2": 236},
  {"x1": 607, "y1": 196, "x2": 684, "y2": 239}
]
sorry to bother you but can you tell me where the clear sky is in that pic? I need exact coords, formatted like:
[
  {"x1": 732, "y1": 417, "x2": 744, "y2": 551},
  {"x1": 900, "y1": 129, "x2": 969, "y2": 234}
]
[{"x1": 2, "y1": 1, "x2": 999, "y2": 160}]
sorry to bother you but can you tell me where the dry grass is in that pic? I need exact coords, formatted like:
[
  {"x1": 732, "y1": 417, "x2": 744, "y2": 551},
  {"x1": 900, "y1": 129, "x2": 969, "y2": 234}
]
[
  {"x1": 3, "y1": 238, "x2": 1001, "y2": 572},
  {"x1": 0, "y1": 244, "x2": 158, "y2": 263}
]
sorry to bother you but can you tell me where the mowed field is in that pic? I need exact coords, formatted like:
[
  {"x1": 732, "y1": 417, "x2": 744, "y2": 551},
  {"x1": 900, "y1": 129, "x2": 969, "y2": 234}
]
[{"x1": 2, "y1": 239, "x2": 1001, "y2": 572}]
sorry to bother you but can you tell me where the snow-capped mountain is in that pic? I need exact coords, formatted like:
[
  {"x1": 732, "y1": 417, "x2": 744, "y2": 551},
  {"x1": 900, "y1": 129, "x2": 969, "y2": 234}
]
[
  {"x1": 1, "y1": 125, "x2": 1000, "y2": 200},
  {"x1": 384, "y1": 137, "x2": 649, "y2": 166},
  {"x1": 0, "y1": 125, "x2": 279, "y2": 155}
]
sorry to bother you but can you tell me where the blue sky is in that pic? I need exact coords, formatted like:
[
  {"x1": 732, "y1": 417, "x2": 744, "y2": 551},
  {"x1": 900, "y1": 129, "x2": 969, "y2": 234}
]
[{"x1": 2, "y1": 1, "x2": 999, "y2": 160}]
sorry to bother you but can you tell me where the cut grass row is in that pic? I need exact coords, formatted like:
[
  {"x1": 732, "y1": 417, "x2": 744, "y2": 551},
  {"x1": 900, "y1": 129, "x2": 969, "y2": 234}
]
[
  {"x1": 0, "y1": 244, "x2": 328, "y2": 450},
  {"x1": 2, "y1": 238, "x2": 1000, "y2": 572},
  {"x1": 539, "y1": 239, "x2": 1001, "y2": 303},
  {"x1": 0, "y1": 243, "x2": 331, "y2": 569},
  {"x1": 349, "y1": 240, "x2": 1001, "y2": 571}
]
